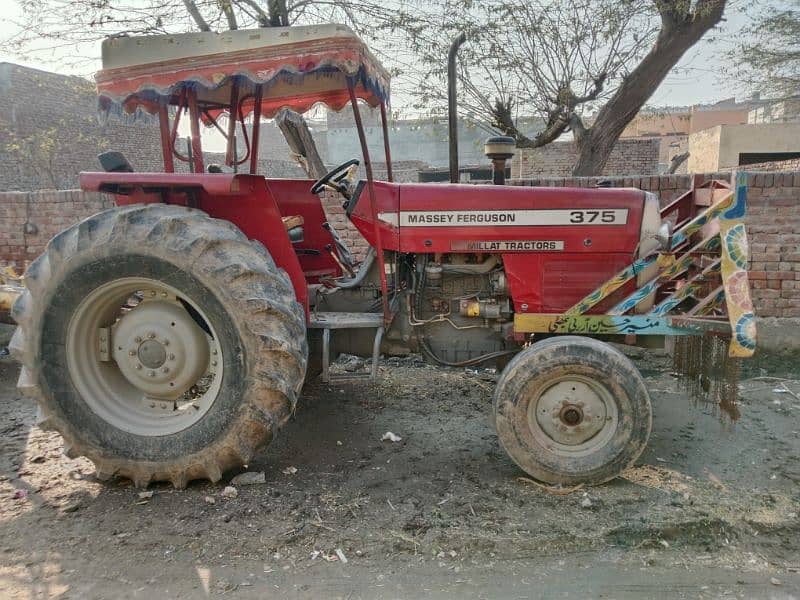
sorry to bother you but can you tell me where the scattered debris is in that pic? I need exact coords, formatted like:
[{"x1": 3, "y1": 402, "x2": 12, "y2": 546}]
[
  {"x1": 203, "y1": 495, "x2": 216, "y2": 505},
  {"x1": 138, "y1": 491, "x2": 154, "y2": 500},
  {"x1": 231, "y1": 471, "x2": 266, "y2": 486},
  {"x1": 516, "y1": 476, "x2": 584, "y2": 495},
  {"x1": 770, "y1": 578, "x2": 783, "y2": 586},
  {"x1": 580, "y1": 496, "x2": 593, "y2": 509},
  {"x1": 221, "y1": 486, "x2": 238, "y2": 499},
  {"x1": 381, "y1": 432, "x2": 402, "y2": 443},
  {"x1": 335, "y1": 548, "x2": 348, "y2": 564},
  {"x1": 282, "y1": 466, "x2": 298, "y2": 475},
  {"x1": 12, "y1": 489, "x2": 27, "y2": 500}
]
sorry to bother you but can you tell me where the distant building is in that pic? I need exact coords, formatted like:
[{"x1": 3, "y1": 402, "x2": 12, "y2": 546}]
[
  {"x1": 748, "y1": 96, "x2": 800, "y2": 124},
  {"x1": 617, "y1": 97, "x2": 765, "y2": 173},
  {"x1": 324, "y1": 105, "x2": 542, "y2": 168},
  {"x1": 688, "y1": 123, "x2": 800, "y2": 172}
]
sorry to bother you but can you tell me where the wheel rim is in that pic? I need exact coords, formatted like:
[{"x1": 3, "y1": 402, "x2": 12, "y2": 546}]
[
  {"x1": 66, "y1": 277, "x2": 223, "y2": 436},
  {"x1": 527, "y1": 374, "x2": 619, "y2": 457}
]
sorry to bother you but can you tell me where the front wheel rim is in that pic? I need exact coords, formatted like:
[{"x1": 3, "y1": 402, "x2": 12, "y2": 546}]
[
  {"x1": 66, "y1": 277, "x2": 223, "y2": 436},
  {"x1": 527, "y1": 374, "x2": 619, "y2": 458}
]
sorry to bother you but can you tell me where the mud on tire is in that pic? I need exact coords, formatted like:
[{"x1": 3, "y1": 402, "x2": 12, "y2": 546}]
[
  {"x1": 11, "y1": 204, "x2": 307, "y2": 488},
  {"x1": 493, "y1": 336, "x2": 652, "y2": 486}
]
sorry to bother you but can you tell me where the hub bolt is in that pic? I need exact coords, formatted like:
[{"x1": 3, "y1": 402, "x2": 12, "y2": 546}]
[
  {"x1": 148, "y1": 370, "x2": 156, "y2": 377},
  {"x1": 162, "y1": 367, "x2": 170, "y2": 374},
  {"x1": 168, "y1": 354, "x2": 175, "y2": 361},
  {"x1": 163, "y1": 339, "x2": 170, "y2": 346},
  {"x1": 212, "y1": 360, "x2": 218, "y2": 367},
  {"x1": 147, "y1": 332, "x2": 156, "y2": 339},
  {"x1": 128, "y1": 350, "x2": 136, "y2": 356},
  {"x1": 135, "y1": 364, "x2": 142, "y2": 370},
  {"x1": 134, "y1": 336, "x2": 142, "y2": 343}
]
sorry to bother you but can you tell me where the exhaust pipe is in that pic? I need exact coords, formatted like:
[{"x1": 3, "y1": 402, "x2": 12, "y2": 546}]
[{"x1": 448, "y1": 32, "x2": 467, "y2": 184}]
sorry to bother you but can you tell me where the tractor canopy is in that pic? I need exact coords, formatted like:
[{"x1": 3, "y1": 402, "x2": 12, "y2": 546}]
[{"x1": 95, "y1": 24, "x2": 390, "y2": 121}]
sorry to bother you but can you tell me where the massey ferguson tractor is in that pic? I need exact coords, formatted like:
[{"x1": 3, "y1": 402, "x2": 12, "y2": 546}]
[{"x1": 10, "y1": 24, "x2": 756, "y2": 489}]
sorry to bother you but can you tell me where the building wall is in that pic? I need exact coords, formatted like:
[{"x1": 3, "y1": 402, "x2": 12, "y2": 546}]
[
  {"x1": 689, "y1": 123, "x2": 800, "y2": 172},
  {"x1": 716, "y1": 123, "x2": 800, "y2": 169},
  {"x1": 688, "y1": 106, "x2": 750, "y2": 133},
  {"x1": 748, "y1": 97, "x2": 800, "y2": 124},
  {"x1": 687, "y1": 126, "x2": 723, "y2": 173},
  {"x1": 739, "y1": 157, "x2": 800, "y2": 172},
  {"x1": 4, "y1": 171, "x2": 799, "y2": 319},
  {"x1": 621, "y1": 112, "x2": 690, "y2": 137},
  {"x1": 0, "y1": 63, "x2": 174, "y2": 191},
  {"x1": 511, "y1": 138, "x2": 660, "y2": 178}
]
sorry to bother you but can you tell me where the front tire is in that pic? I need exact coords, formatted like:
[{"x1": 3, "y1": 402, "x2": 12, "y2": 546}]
[
  {"x1": 12, "y1": 204, "x2": 307, "y2": 488},
  {"x1": 493, "y1": 337, "x2": 651, "y2": 486}
]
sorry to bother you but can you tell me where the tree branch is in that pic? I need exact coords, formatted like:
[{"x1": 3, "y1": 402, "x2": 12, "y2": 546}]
[
  {"x1": 219, "y1": 0, "x2": 238, "y2": 30},
  {"x1": 235, "y1": 0, "x2": 270, "y2": 27},
  {"x1": 491, "y1": 99, "x2": 570, "y2": 148},
  {"x1": 182, "y1": 0, "x2": 211, "y2": 31}
]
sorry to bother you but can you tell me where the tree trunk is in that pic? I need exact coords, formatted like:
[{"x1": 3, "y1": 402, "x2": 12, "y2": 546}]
[{"x1": 572, "y1": 2, "x2": 725, "y2": 176}]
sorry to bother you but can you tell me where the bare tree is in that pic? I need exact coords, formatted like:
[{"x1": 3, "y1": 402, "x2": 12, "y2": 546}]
[
  {"x1": 3, "y1": 0, "x2": 410, "y2": 68},
  {"x1": 4, "y1": 0, "x2": 727, "y2": 176},
  {"x1": 730, "y1": 0, "x2": 800, "y2": 99},
  {"x1": 405, "y1": 0, "x2": 727, "y2": 175}
]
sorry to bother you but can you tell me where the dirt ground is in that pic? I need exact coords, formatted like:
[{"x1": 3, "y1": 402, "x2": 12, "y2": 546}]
[{"x1": 1, "y1": 322, "x2": 799, "y2": 599}]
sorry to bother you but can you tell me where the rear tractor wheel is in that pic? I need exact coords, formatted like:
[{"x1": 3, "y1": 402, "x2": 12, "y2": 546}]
[
  {"x1": 11, "y1": 204, "x2": 307, "y2": 488},
  {"x1": 493, "y1": 336, "x2": 651, "y2": 486}
]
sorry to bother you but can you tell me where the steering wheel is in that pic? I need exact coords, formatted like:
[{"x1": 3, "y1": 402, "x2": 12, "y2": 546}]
[{"x1": 310, "y1": 159, "x2": 360, "y2": 195}]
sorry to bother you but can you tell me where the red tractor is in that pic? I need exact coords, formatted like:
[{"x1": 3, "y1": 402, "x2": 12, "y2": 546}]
[{"x1": 11, "y1": 24, "x2": 755, "y2": 489}]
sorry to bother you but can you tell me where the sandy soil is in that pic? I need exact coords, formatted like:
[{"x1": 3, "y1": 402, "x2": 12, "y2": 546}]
[{"x1": 1, "y1": 323, "x2": 799, "y2": 599}]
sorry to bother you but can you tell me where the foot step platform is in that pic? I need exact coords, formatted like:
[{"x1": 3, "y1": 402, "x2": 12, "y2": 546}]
[{"x1": 309, "y1": 312, "x2": 384, "y2": 383}]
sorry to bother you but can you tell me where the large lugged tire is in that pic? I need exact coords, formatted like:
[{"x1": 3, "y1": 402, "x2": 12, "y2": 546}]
[
  {"x1": 493, "y1": 336, "x2": 651, "y2": 486},
  {"x1": 11, "y1": 204, "x2": 307, "y2": 488}
]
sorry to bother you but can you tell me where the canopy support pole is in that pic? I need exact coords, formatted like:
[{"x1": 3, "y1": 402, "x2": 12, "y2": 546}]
[
  {"x1": 347, "y1": 79, "x2": 391, "y2": 325},
  {"x1": 379, "y1": 101, "x2": 393, "y2": 182},
  {"x1": 158, "y1": 102, "x2": 175, "y2": 173},
  {"x1": 225, "y1": 81, "x2": 240, "y2": 167},
  {"x1": 249, "y1": 85, "x2": 263, "y2": 175},
  {"x1": 187, "y1": 89, "x2": 204, "y2": 174}
]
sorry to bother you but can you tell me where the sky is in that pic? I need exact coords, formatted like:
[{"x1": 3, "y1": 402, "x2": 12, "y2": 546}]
[{"x1": 0, "y1": 2, "x2": 756, "y2": 113}]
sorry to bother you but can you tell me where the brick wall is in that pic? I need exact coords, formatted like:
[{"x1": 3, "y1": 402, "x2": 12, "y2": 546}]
[
  {"x1": 511, "y1": 138, "x2": 660, "y2": 178},
  {"x1": 0, "y1": 189, "x2": 369, "y2": 268},
  {"x1": 2, "y1": 171, "x2": 799, "y2": 318},
  {"x1": 0, "y1": 190, "x2": 115, "y2": 265},
  {"x1": 738, "y1": 157, "x2": 800, "y2": 172},
  {"x1": 742, "y1": 172, "x2": 800, "y2": 318},
  {"x1": 0, "y1": 63, "x2": 171, "y2": 191},
  {"x1": 508, "y1": 172, "x2": 734, "y2": 205}
]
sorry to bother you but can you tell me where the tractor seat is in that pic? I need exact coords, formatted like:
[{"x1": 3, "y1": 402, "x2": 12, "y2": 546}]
[{"x1": 282, "y1": 215, "x2": 304, "y2": 243}]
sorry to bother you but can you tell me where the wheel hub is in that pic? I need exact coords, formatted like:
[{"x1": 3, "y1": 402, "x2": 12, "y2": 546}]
[
  {"x1": 533, "y1": 379, "x2": 608, "y2": 446},
  {"x1": 111, "y1": 297, "x2": 213, "y2": 400},
  {"x1": 137, "y1": 339, "x2": 167, "y2": 369}
]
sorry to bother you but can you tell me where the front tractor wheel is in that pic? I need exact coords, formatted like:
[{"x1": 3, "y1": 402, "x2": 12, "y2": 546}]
[
  {"x1": 12, "y1": 204, "x2": 307, "y2": 488},
  {"x1": 493, "y1": 337, "x2": 651, "y2": 486}
]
